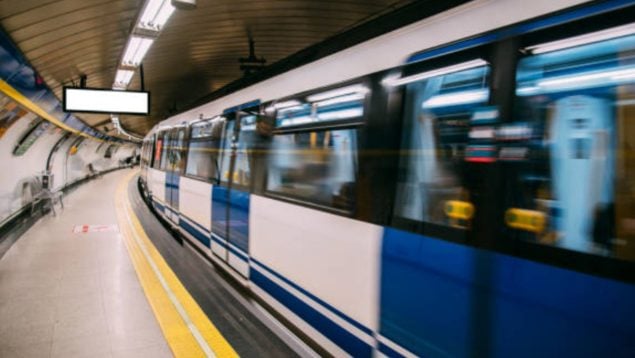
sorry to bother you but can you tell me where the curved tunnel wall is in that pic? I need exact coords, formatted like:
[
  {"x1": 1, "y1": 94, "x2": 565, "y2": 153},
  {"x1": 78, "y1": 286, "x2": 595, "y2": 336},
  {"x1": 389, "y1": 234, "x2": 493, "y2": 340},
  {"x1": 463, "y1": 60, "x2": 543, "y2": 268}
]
[{"x1": 0, "y1": 98, "x2": 137, "y2": 225}]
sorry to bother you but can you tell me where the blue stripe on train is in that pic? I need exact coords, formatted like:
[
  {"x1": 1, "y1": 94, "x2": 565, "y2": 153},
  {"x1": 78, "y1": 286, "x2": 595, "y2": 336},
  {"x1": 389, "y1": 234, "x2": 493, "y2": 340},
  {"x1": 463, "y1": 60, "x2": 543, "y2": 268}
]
[
  {"x1": 251, "y1": 258, "x2": 374, "y2": 336},
  {"x1": 153, "y1": 199, "x2": 164, "y2": 212},
  {"x1": 210, "y1": 233, "x2": 249, "y2": 262},
  {"x1": 379, "y1": 227, "x2": 635, "y2": 357},
  {"x1": 378, "y1": 341, "x2": 406, "y2": 358},
  {"x1": 251, "y1": 267, "x2": 373, "y2": 357},
  {"x1": 180, "y1": 218, "x2": 210, "y2": 247}
]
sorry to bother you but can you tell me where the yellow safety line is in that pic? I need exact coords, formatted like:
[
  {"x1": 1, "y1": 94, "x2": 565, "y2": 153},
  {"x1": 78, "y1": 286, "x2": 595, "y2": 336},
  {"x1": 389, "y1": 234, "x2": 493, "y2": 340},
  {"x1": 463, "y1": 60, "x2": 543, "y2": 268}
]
[
  {"x1": 0, "y1": 78, "x2": 100, "y2": 141},
  {"x1": 115, "y1": 171, "x2": 238, "y2": 358}
]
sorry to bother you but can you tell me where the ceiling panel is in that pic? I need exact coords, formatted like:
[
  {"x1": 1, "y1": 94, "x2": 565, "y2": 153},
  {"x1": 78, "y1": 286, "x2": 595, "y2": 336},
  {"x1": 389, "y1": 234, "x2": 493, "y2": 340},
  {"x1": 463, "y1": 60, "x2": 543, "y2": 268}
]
[{"x1": 1, "y1": 0, "x2": 416, "y2": 138}]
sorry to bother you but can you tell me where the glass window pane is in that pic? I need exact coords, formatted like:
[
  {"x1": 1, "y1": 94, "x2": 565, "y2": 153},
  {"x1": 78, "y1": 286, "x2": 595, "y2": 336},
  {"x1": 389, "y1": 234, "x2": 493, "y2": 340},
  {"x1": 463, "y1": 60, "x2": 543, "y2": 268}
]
[
  {"x1": 185, "y1": 118, "x2": 226, "y2": 182},
  {"x1": 219, "y1": 120, "x2": 235, "y2": 183},
  {"x1": 160, "y1": 132, "x2": 169, "y2": 170},
  {"x1": 266, "y1": 128, "x2": 357, "y2": 211},
  {"x1": 511, "y1": 32, "x2": 635, "y2": 259},
  {"x1": 393, "y1": 65, "x2": 490, "y2": 227},
  {"x1": 169, "y1": 129, "x2": 186, "y2": 172},
  {"x1": 153, "y1": 137, "x2": 163, "y2": 168},
  {"x1": 185, "y1": 140, "x2": 219, "y2": 181}
]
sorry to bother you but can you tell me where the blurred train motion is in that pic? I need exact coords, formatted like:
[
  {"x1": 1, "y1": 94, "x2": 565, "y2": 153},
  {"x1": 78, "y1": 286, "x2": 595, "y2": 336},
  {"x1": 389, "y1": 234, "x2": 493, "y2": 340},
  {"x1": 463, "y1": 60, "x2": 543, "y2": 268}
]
[{"x1": 138, "y1": 1, "x2": 635, "y2": 356}]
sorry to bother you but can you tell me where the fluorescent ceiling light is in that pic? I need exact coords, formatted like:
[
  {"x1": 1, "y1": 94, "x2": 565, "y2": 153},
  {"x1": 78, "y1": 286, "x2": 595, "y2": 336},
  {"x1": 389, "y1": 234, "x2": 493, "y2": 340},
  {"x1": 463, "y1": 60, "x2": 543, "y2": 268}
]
[
  {"x1": 113, "y1": 69, "x2": 134, "y2": 89},
  {"x1": 422, "y1": 89, "x2": 488, "y2": 109},
  {"x1": 307, "y1": 84, "x2": 369, "y2": 102},
  {"x1": 383, "y1": 59, "x2": 488, "y2": 87},
  {"x1": 527, "y1": 23, "x2": 635, "y2": 54},
  {"x1": 274, "y1": 100, "x2": 301, "y2": 110},
  {"x1": 138, "y1": 0, "x2": 176, "y2": 31},
  {"x1": 315, "y1": 93, "x2": 365, "y2": 107},
  {"x1": 122, "y1": 36, "x2": 154, "y2": 67},
  {"x1": 537, "y1": 67, "x2": 635, "y2": 89},
  {"x1": 317, "y1": 108, "x2": 363, "y2": 121},
  {"x1": 279, "y1": 116, "x2": 313, "y2": 127},
  {"x1": 516, "y1": 86, "x2": 540, "y2": 96}
]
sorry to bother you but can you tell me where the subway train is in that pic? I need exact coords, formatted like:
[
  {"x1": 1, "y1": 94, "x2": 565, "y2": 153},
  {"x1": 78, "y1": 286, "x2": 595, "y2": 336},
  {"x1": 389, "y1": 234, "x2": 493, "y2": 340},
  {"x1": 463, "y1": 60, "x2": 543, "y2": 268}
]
[{"x1": 138, "y1": 0, "x2": 635, "y2": 356}]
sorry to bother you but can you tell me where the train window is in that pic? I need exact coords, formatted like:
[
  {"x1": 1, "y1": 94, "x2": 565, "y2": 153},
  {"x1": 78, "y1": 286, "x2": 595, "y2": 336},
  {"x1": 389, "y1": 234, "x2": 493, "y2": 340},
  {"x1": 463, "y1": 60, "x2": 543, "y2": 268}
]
[
  {"x1": 153, "y1": 134, "x2": 163, "y2": 169},
  {"x1": 185, "y1": 118, "x2": 225, "y2": 182},
  {"x1": 266, "y1": 128, "x2": 357, "y2": 211},
  {"x1": 393, "y1": 62, "x2": 490, "y2": 227},
  {"x1": 218, "y1": 119, "x2": 236, "y2": 184},
  {"x1": 509, "y1": 28, "x2": 635, "y2": 260},
  {"x1": 167, "y1": 127, "x2": 186, "y2": 172},
  {"x1": 232, "y1": 115, "x2": 258, "y2": 188},
  {"x1": 159, "y1": 131, "x2": 170, "y2": 170}
]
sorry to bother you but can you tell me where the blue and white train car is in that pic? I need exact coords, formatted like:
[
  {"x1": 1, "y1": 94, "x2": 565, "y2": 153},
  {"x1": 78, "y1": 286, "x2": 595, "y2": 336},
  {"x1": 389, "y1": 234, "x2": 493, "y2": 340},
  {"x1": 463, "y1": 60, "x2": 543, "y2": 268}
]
[{"x1": 139, "y1": 0, "x2": 635, "y2": 356}]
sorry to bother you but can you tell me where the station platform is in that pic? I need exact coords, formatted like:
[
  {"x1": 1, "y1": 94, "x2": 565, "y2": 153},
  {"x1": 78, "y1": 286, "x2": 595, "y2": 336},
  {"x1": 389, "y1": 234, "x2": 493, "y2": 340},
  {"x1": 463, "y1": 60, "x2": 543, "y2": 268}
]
[{"x1": 0, "y1": 169, "x2": 308, "y2": 358}]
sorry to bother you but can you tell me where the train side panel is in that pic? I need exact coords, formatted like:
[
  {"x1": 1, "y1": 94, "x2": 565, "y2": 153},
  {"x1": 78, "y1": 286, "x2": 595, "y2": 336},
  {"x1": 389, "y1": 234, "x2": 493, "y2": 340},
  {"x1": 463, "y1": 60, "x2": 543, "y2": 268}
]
[
  {"x1": 178, "y1": 176, "x2": 212, "y2": 249},
  {"x1": 379, "y1": 228, "x2": 635, "y2": 357},
  {"x1": 249, "y1": 195, "x2": 383, "y2": 357},
  {"x1": 148, "y1": 167, "x2": 166, "y2": 212}
]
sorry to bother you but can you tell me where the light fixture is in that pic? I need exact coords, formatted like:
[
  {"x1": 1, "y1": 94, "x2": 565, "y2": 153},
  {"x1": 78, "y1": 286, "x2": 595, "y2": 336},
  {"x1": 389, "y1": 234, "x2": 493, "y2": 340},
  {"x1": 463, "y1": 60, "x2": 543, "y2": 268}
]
[
  {"x1": 422, "y1": 89, "x2": 489, "y2": 109},
  {"x1": 307, "y1": 84, "x2": 369, "y2": 102},
  {"x1": 315, "y1": 93, "x2": 365, "y2": 107},
  {"x1": 138, "y1": 0, "x2": 176, "y2": 31},
  {"x1": 122, "y1": 36, "x2": 154, "y2": 67},
  {"x1": 537, "y1": 67, "x2": 635, "y2": 90},
  {"x1": 317, "y1": 108, "x2": 364, "y2": 121},
  {"x1": 526, "y1": 23, "x2": 635, "y2": 54},
  {"x1": 273, "y1": 100, "x2": 302, "y2": 110},
  {"x1": 113, "y1": 69, "x2": 135, "y2": 89},
  {"x1": 383, "y1": 59, "x2": 488, "y2": 87}
]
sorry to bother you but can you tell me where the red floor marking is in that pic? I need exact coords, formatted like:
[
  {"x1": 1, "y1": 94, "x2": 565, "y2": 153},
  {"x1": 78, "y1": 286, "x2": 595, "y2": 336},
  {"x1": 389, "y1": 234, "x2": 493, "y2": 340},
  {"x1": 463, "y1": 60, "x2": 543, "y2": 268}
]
[{"x1": 72, "y1": 224, "x2": 119, "y2": 234}]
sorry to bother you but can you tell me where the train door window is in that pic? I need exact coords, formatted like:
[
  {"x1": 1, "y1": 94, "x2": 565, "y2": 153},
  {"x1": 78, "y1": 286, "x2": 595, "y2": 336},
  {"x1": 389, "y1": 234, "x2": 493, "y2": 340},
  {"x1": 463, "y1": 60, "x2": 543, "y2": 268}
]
[
  {"x1": 392, "y1": 61, "x2": 490, "y2": 228},
  {"x1": 218, "y1": 119, "x2": 235, "y2": 184},
  {"x1": 167, "y1": 127, "x2": 186, "y2": 173},
  {"x1": 510, "y1": 27, "x2": 635, "y2": 260},
  {"x1": 266, "y1": 129, "x2": 358, "y2": 211},
  {"x1": 159, "y1": 131, "x2": 170, "y2": 170},
  {"x1": 185, "y1": 117, "x2": 225, "y2": 182},
  {"x1": 152, "y1": 134, "x2": 162, "y2": 169},
  {"x1": 265, "y1": 83, "x2": 368, "y2": 212},
  {"x1": 232, "y1": 114, "x2": 257, "y2": 189}
]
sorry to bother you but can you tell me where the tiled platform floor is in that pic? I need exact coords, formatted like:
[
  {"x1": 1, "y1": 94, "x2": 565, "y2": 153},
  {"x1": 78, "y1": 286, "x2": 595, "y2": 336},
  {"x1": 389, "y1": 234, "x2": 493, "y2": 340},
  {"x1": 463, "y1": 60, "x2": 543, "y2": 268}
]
[{"x1": 0, "y1": 169, "x2": 171, "y2": 358}]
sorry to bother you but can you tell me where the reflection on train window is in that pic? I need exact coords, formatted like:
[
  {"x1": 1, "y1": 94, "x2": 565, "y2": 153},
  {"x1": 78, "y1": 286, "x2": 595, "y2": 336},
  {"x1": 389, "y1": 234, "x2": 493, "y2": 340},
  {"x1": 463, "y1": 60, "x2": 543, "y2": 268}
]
[
  {"x1": 219, "y1": 120, "x2": 235, "y2": 184},
  {"x1": 159, "y1": 132, "x2": 170, "y2": 170},
  {"x1": 153, "y1": 137, "x2": 162, "y2": 169},
  {"x1": 232, "y1": 116, "x2": 256, "y2": 188},
  {"x1": 512, "y1": 31, "x2": 635, "y2": 260},
  {"x1": 266, "y1": 129, "x2": 357, "y2": 211},
  {"x1": 185, "y1": 119, "x2": 225, "y2": 182},
  {"x1": 168, "y1": 128, "x2": 186, "y2": 172},
  {"x1": 393, "y1": 64, "x2": 490, "y2": 227}
]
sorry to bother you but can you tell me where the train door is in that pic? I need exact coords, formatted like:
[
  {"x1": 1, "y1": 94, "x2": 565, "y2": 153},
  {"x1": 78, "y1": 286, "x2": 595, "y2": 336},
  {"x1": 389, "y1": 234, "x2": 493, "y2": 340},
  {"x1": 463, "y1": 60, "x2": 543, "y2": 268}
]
[
  {"x1": 504, "y1": 27, "x2": 635, "y2": 260},
  {"x1": 211, "y1": 108, "x2": 258, "y2": 277},
  {"x1": 165, "y1": 126, "x2": 186, "y2": 224}
]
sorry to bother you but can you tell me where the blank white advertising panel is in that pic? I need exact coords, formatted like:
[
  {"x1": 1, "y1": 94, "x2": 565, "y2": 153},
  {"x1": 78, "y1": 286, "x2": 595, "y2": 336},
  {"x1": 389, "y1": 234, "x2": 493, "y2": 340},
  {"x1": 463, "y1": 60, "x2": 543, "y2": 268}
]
[{"x1": 63, "y1": 87, "x2": 149, "y2": 115}]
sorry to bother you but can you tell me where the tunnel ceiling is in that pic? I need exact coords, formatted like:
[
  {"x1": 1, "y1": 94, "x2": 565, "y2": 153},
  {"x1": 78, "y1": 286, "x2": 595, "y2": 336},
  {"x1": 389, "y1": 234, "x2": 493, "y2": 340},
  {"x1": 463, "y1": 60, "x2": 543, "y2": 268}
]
[{"x1": 0, "y1": 0, "x2": 416, "y2": 138}]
